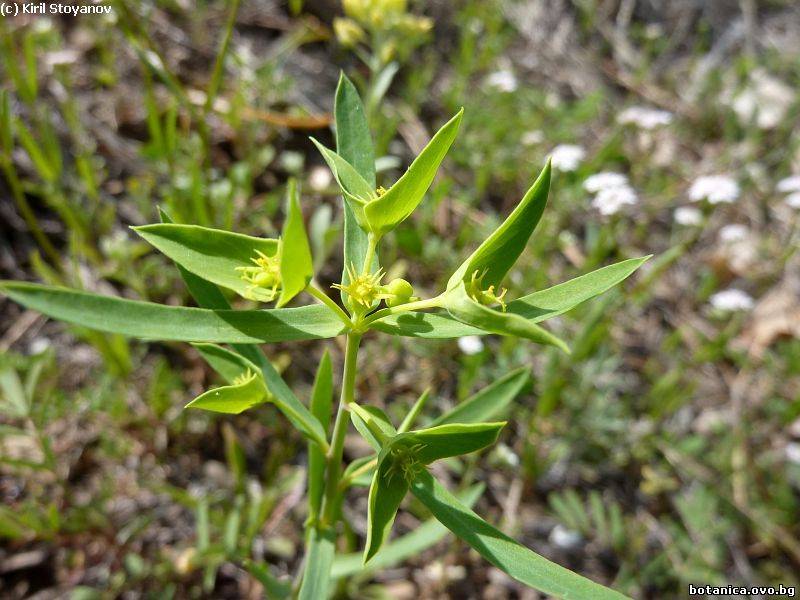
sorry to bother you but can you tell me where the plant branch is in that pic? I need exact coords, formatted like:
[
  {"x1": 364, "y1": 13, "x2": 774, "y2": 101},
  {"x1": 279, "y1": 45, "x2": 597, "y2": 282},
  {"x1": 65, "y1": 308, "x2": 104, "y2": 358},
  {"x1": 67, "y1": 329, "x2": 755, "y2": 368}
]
[
  {"x1": 306, "y1": 282, "x2": 353, "y2": 327},
  {"x1": 320, "y1": 333, "x2": 361, "y2": 527},
  {"x1": 360, "y1": 294, "x2": 444, "y2": 329}
]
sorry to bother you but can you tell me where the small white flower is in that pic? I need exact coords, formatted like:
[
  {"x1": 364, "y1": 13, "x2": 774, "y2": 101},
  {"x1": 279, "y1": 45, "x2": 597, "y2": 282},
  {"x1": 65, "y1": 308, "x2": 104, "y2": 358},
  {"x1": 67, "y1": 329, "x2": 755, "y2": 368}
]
[
  {"x1": 776, "y1": 175, "x2": 800, "y2": 194},
  {"x1": 709, "y1": 288, "x2": 754, "y2": 312},
  {"x1": 591, "y1": 185, "x2": 638, "y2": 216},
  {"x1": 786, "y1": 442, "x2": 800, "y2": 466},
  {"x1": 674, "y1": 206, "x2": 703, "y2": 226},
  {"x1": 689, "y1": 175, "x2": 740, "y2": 204},
  {"x1": 583, "y1": 172, "x2": 629, "y2": 194},
  {"x1": 520, "y1": 130, "x2": 544, "y2": 146},
  {"x1": 785, "y1": 192, "x2": 800, "y2": 209},
  {"x1": 549, "y1": 524, "x2": 583, "y2": 550},
  {"x1": 486, "y1": 70, "x2": 518, "y2": 93},
  {"x1": 718, "y1": 224, "x2": 748, "y2": 243},
  {"x1": 550, "y1": 144, "x2": 585, "y2": 172},
  {"x1": 617, "y1": 106, "x2": 674, "y2": 129},
  {"x1": 457, "y1": 335, "x2": 484, "y2": 355},
  {"x1": 308, "y1": 165, "x2": 332, "y2": 191}
]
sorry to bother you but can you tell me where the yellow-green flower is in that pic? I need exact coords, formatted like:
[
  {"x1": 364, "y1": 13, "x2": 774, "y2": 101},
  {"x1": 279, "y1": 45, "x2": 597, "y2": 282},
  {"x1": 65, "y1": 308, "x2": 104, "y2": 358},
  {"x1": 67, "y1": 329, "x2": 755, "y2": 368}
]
[{"x1": 236, "y1": 245, "x2": 282, "y2": 302}]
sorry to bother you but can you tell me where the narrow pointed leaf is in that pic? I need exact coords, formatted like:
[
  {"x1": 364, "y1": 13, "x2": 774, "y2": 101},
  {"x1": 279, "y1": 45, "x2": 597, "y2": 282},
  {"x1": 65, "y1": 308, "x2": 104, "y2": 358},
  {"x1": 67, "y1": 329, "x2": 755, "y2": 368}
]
[
  {"x1": 308, "y1": 351, "x2": 333, "y2": 519},
  {"x1": 134, "y1": 224, "x2": 279, "y2": 300},
  {"x1": 364, "y1": 454, "x2": 409, "y2": 563},
  {"x1": 405, "y1": 422, "x2": 505, "y2": 464},
  {"x1": 335, "y1": 73, "x2": 376, "y2": 188},
  {"x1": 334, "y1": 75, "x2": 379, "y2": 301},
  {"x1": 311, "y1": 138, "x2": 374, "y2": 204},
  {"x1": 298, "y1": 527, "x2": 336, "y2": 600},
  {"x1": 244, "y1": 561, "x2": 292, "y2": 599},
  {"x1": 507, "y1": 256, "x2": 651, "y2": 320},
  {"x1": 278, "y1": 179, "x2": 314, "y2": 307},
  {"x1": 398, "y1": 389, "x2": 430, "y2": 433},
  {"x1": 158, "y1": 208, "x2": 267, "y2": 366},
  {"x1": 260, "y1": 357, "x2": 328, "y2": 450},
  {"x1": 444, "y1": 284, "x2": 569, "y2": 352},
  {"x1": 186, "y1": 370, "x2": 268, "y2": 414},
  {"x1": 411, "y1": 470, "x2": 630, "y2": 599},
  {"x1": 372, "y1": 311, "x2": 485, "y2": 338},
  {"x1": 448, "y1": 160, "x2": 551, "y2": 290},
  {"x1": 363, "y1": 109, "x2": 463, "y2": 236},
  {"x1": 331, "y1": 483, "x2": 484, "y2": 578},
  {"x1": 0, "y1": 282, "x2": 346, "y2": 343},
  {"x1": 431, "y1": 368, "x2": 529, "y2": 426}
]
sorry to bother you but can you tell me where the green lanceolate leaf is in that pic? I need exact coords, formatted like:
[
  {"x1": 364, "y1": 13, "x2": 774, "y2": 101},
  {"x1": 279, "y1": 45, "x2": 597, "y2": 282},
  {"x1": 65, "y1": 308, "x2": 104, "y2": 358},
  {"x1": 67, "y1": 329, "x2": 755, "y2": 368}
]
[
  {"x1": 331, "y1": 483, "x2": 484, "y2": 578},
  {"x1": 444, "y1": 282, "x2": 570, "y2": 352},
  {"x1": 447, "y1": 160, "x2": 551, "y2": 290},
  {"x1": 311, "y1": 140, "x2": 374, "y2": 209},
  {"x1": 334, "y1": 73, "x2": 379, "y2": 302},
  {"x1": 0, "y1": 282, "x2": 346, "y2": 343},
  {"x1": 158, "y1": 208, "x2": 265, "y2": 367},
  {"x1": 411, "y1": 470, "x2": 630, "y2": 600},
  {"x1": 186, "y1": 368, "x2": 269, "y2": 414},
  {"x1": 363, "y1": 109, "x2": 463, "y2": 237},
  {"x1": 298, "y1": 526, "x2": 336, "y2": 600},
  {"x1": 134, "y1": 224, "x2": 279, "y2": 301},
  {"x1": 506, "y1": 256, "x2": 651, "y2": 320},
  {"x1": 402, "y1": 422, "x2": 505, "y2": 464},
  {"x1": 372, "y1": 311, "x2": 485, "y2": 338},
  {"x1": 398, "y1": 389, "x2": 430, "y2": 433},
  {"x1": 308, "y1": 350, "x2": 333, "y2": 519},
  {"x1": 430, "y1": 368, "x2": 529, "y2": 426},
  {"x1": 278, "y1": 178, "x2": 314, "y2": 307},
  {"x1": 186, "y1": 345, "x2": 270, "y2": 414},
  {"x1": 192, "y1": 343, "x2": 260, "y2": 383},
  {"x1": 334, "y1": 73, "x2": 376, "y2": 188},
  {"x1": 364, "y1": 448, "x2": 410, "y2": 563}
]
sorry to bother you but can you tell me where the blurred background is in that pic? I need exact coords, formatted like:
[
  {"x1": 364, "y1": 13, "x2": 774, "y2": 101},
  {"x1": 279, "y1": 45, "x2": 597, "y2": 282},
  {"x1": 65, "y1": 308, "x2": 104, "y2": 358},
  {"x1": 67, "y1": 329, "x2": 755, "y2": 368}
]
[{"x1": 1, "y1": 0, "x2": 799, "y2": 598}]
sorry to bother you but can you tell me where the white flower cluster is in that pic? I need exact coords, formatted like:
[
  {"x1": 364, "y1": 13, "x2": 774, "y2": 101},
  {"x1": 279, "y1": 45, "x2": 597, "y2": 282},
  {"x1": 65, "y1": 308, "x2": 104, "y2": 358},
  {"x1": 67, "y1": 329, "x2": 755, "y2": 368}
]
[
  {"x1": 718, "y1": 224, "x2": 748, "y2": 243},
  {"x1": 457, "y1": 335, "x2": 484, "y2": 355},
  {"x1": 617, "y1": 106, "x2": 674, "y2": 130},
  {"x1": 550, "y1": 144, "x2": 585, "y2": 172},
  {"x1": 689, "y1": 175, "x2": 740, "y2": 204},
  {"x1": 709, "y1": 288, "x2": 754, "y2": 312},
  {"x1": 486, "y1": 69, "x2": 518, "y2": 93},
  {"x1": 583, "y1": 172, "x2": 638, "y2": 216},
  {"x1": 776, "y1": 175, "x2": 800, "y2": 209},
  {"x1": 674, "y1": 206, "x2": 703, "y2": 226}
]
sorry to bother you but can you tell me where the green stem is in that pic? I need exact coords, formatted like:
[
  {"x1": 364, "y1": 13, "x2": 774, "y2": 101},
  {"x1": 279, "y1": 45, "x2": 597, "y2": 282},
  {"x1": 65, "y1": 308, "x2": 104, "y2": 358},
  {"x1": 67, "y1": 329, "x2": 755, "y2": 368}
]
[
  {"x1": 360, "y1": 294, "x2": 444, "y2": 329},
  {"x1": 320, "y1": 333, "x2": 361, "y2": 527},
  {"x1": 306, "y1": 282, "x2": 353, "y2": 327},
  {"x1": 339, "y1": 456, "x2": 377, "y2": 492},
  {"x1": 361, "y1": 233, "x2": 378, "y2": 276}
]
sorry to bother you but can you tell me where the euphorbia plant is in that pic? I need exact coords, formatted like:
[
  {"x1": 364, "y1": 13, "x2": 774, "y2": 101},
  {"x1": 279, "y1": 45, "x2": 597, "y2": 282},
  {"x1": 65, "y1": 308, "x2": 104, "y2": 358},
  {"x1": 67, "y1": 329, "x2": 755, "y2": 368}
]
[{"x1": 0, "y1": 74, "x2": 648, "y2": 598}]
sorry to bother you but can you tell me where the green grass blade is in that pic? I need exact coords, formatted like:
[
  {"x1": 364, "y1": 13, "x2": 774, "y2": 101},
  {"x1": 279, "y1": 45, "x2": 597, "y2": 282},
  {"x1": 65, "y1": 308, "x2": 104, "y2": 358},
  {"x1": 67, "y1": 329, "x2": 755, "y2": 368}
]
[{"x1": 411, "y1": 470, "x2": 630, "y2": 599}]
